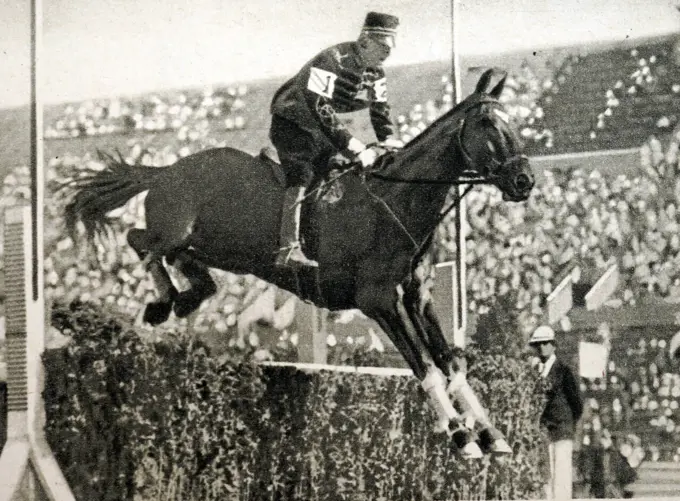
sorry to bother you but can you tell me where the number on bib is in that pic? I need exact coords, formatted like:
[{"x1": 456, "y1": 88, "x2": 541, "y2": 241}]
[
  {"x1": 308, "y1": 67, "x2": 337, "y2": 99},
  {"x1": 373, "y1": 77, "x2": 387, "y2": 103}
]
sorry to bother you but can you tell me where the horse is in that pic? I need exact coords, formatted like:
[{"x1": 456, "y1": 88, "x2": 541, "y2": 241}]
[{"x1": 62, "y1": 69, "x2": 535, "y2": 458}]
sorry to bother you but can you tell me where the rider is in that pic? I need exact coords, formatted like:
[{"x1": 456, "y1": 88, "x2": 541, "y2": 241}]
[{"x1": 269, "y1": 11, "x2": 404, "y2": 268}]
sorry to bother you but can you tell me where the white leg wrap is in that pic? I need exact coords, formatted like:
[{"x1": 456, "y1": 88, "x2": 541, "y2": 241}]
[
  {"x1": 422, "y1": 367, "x2": 461, "y2": 430},
  {"x1": 448, "y1": 372, "x2": 491, "y2": 428}
]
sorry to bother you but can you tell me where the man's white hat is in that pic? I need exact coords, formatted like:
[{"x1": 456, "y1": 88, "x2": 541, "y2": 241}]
[{"x1": 528, "y1": 325, "x2": 556, "y2": 345}]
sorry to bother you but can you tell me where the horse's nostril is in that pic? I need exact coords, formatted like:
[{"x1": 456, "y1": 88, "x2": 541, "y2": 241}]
[{"x1": 516, "y1": 173, "x2": 533, "y2": 191}]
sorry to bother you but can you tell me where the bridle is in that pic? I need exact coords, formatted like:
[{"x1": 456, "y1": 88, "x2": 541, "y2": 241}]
[
  {"x1": 369, "y1": 98, "x2": 528, "y2": 188},
  {"x1": 359, "y1": 98, "x2": 530, "y2": 258},
  {"x1": 299, "y1": 97, "x2": 531, "y2": 260}
]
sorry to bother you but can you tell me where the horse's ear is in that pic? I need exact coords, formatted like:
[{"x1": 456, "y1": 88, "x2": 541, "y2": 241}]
[
  {"x1": 489, "y1": 73, "x2": 507, "y2": 98},
  {"x1": 475, "y1": 69, "x2": 494, "y2": 94}
]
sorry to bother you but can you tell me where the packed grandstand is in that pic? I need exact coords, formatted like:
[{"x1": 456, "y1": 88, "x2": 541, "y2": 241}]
[{"x1": 2, "y1": 33, "x2": 680, "y2": 488}]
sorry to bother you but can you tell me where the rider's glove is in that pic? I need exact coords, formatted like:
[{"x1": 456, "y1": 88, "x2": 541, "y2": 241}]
[
  {"x1": 379, "y1": 136, "x2": 405, "y2": 150},
  {"x1": 347, "y1": 137, "x2": 378, "y2": 169},
  {"x1": 357, "y1": 148, "x2": 379, "y2": 168}
]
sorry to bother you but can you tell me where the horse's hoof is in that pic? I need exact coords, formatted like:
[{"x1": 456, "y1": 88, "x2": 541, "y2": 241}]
[
  {"x1": 488, "y1": 438, "x2": 513, "y2": 455},
  {"x1": 173, "y1": 291, "x2": 203, "y2": 318},
  {"x1": 461, "y1": 441, "x2": 484, "y2": 459},
  {"x1": 477, "y1": 427, "x2": 512, "y2": 455},
  {"x1": 451, "y1": 427, "x2": 483, "y2": 458},
  {"x1": 143, "y1": 301, "x2": 173, "y2": 325}
]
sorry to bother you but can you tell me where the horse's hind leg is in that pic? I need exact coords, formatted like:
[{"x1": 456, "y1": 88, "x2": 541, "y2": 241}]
[
  {"x1": 168, "y1": 249, "x2": 217, "y2": 319},
  {"x1": 127, "y1": 228, "x2": 178, "y2": 325}
]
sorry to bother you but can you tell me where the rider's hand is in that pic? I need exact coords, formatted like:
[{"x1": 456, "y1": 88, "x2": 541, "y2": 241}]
[
  {"x1": 379, "y1": 137, "x2": 404, "y2": 150},
  {"x1": 357, "y1": 147, "x2": 379, "y2": 168},
  {"x1": 347, "y1": 137, "x2": 378, "y2": 169}
]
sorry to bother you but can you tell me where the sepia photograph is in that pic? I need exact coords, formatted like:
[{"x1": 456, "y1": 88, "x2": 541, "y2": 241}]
[{"x1": 1, "y1": 0, "x2": 680, "y2": 499}]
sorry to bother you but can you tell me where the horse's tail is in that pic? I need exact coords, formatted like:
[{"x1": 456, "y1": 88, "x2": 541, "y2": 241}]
[{"x1": 63, "y1": 149, "x2": 165, "y2": 245}]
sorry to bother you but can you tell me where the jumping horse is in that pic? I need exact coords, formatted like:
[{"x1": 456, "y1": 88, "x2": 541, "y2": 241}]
[{"x1": 63, "y1": 69, "x2": 535, "y2": 458}]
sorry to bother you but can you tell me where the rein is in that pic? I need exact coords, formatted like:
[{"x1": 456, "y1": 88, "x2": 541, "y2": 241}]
[
  {"x1": 359, "y1": 115, "x2": 487, "y2": 252},
  {"x1": 298, "y1": 98, "x2": 522, "y2": 259},
  {"x1": 364, "y1": 180, "x2": 474, "y2": 252},
  {"x1": 369, "y1": 171, "x2": 490, "y2": 186}
]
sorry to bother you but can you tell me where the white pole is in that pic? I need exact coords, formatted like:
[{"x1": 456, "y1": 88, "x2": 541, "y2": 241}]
[
  {"x1": 28, "y1": 0, "x2": 75, "y2": 495},
  {"x1": 0, "y1": 0, "x2": 76, "y2": 498},
  {"x1": 450, "y1": 0, "x2": 467, "y2": 348}
]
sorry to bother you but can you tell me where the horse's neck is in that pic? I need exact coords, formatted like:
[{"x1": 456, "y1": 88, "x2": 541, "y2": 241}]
[{"x1": 376, "y1": 138, "x2": 459, "y2": 245}]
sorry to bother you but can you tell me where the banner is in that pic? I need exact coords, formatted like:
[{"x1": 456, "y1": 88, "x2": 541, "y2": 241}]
[{"x1": 579, "y1": 341, "x2": 608, "y2": 379}]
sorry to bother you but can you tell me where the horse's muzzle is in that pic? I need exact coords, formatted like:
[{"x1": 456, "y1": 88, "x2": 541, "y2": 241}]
[{"x1": 501, "y1": 158, "x2": 534, "y2": 202}]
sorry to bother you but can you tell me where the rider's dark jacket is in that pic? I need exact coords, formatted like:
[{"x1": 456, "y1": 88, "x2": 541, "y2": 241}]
[{"x1": 270, "y1": 41, "x2": 396, "y2": 151}]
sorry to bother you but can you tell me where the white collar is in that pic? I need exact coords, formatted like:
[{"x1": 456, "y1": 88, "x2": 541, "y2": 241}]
[{"x1": 541, "y1": 353, "x2": 557, "y2": 378}]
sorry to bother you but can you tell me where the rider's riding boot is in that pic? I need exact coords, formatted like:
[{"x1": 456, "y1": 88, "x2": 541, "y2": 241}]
[
  {"x1": 421, "y1": 367, "x2": 483, "y2": 459},
  {"x1": 276, "y1": 186, "x2": 319, "y2": 268}
]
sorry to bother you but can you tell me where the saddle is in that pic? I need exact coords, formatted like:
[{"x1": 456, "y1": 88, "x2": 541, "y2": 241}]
[{"x1": 258, "y1": 146, "x2": 349, "y2": 203}]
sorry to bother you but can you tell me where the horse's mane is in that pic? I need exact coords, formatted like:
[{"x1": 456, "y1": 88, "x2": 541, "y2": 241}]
[{"x1": 400, "y1": 95, "x2": 477, "y2": 152}]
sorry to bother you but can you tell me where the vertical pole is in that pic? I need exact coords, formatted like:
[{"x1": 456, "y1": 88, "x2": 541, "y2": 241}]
[
  {"x1": 28, "y1": 0, "x2": 46, "y2": 446},
  {"x1": 30, "y1": 0, "x2": 44, "y2": 303},
  {"x1": 450, "y1": 0, "x2": 467, "y2": 347},
  {"x1": 0, "y1": 2, "x2": 75, "y2": 498}
]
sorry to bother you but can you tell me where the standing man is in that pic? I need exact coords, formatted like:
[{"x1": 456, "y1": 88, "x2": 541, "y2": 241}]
[
  {"x1": 529, "y1": 325, "x2": 584, "y2": 500},
  {"x1": 269, "y1": 11, "x2": 403, "y2": 269}
]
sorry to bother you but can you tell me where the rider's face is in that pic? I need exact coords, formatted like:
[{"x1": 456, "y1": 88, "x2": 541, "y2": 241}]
[{"x1": 360, "y1": 35, "x2": 393, "y2": 67}]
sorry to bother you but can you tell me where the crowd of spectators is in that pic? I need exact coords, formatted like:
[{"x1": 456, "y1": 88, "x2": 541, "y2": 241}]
[
  {"x1": 389, "y1": 59, "x2": 680, "y2": 339},
  {"x1": 570, "y1": 334, "x2": 680, "y2": 488},
  {"x1": 44, "y1": 84, "x2": 248, "y2": 140}
]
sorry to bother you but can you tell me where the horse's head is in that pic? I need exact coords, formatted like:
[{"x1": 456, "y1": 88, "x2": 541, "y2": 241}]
[{"x1": 447, "y1": 69, "x2": 535, "y2": 202}]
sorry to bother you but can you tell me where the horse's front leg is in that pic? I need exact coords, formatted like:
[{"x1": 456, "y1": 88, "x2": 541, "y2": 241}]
[
  {"x1": 402, "y1": 282, "x2": 512, "y2": 455},
  {"x1": 356, "y1": 284, "x2": 482, "y2": 459}
]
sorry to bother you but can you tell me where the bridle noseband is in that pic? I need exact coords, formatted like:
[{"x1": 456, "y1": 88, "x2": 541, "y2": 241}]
[{"x1": 454, "y1": 100, "x2": 528, "y2": 186}]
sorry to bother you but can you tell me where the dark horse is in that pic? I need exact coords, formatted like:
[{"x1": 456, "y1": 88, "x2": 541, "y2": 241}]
[{"x1": 63, "y1": 70, "x2": 535, "y2": 458}]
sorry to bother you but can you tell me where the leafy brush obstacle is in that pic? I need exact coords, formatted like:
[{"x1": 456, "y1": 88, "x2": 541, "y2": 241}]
[{"x1": 43, "y1": 301, "x2": 546, "y2": 501}]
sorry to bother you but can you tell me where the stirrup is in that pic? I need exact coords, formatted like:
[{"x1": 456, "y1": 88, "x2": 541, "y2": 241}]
[{"x1": 276, "y1": 243, "x2": 319, "y2": 268}]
